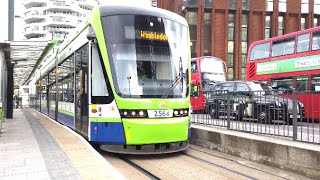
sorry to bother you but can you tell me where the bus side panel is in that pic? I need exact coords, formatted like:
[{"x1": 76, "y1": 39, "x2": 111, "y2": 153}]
[
  {"x1": 297, "y1": 93, "x2": 320, "y2": 120},
  {"x1": 191, "y1": 95, "x2": 206, "y2": 111}
]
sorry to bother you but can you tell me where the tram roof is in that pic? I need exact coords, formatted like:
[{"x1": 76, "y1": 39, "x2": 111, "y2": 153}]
[{"x1": 99, "y1": 4, "x2": 188, "y2": 27}]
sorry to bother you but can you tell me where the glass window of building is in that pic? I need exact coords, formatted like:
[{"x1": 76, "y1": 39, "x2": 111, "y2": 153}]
[
  {"x1": 314, "y1": 18, "x2": 318, "y2": 27},
  {"x1": 266, "y1": 0, "x2": 273, "y2": 11},
  {"x1": 278, "y1": 16, "x2": 284, "y2": 35},
  {"x1": 228, "y1": 41, "x2": 234, "y2": 53},
  {"x1": 229, "y1": 0, "x2": 236, "y2": 10},
  {"x1": 228, "y1": 54, "x2": 234, "y2": 67},
  {"x1": 185, "y1": 0, "x2": 198, "y2": 8},
  {"x1": 265, "y1": 16, "x2": 271, "y2": 38},
  {"x1": 186, "y1": 11, "x2": 197, "y2": 57},
  {"x1": 241, "y1": 68, "x2": 246, "y2": 79},
  {"x1": 204, "y1": 13, "x2": 211, "y2": 55},
  {"x1": 241, "y1": 14, "x2": 248, "y2": 79},
  {"x1": 205, "y1": 0, "x2": 213, "y2": 8},
  {"x1": 301, "y1": 17, "x2": 306, "y2": 30},
  {"x1": 315, "y1": 0, "x2": 320, "y2": 15},
  {"x1": 279, "y1": 0, "x2": 286, "y2": 13},
  {"x1": 242, "y1": 0, "x2": 250, "y2": 10},
  {"x1": 242, "y1": 15, "x2": 248, "y2": 41},
  {"x1": 228, "y1": 14, "x2": 235, "y2": 41},
  {"x1": 228, "y1": 13, "x2": 235, "y2": 80},
  {"x1": 301, "y1": 0, "x2": 309, "y2": 14}
]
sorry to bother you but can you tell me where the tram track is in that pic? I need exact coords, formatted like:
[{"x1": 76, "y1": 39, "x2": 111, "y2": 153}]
[
  {"x1": 98, "y1": 145, "x2": 308, "y2": 180},
  {"x1": 187, "y1": 146, "x2": 291, "y2": 180},
  {"x1": 182, "y1": 152, "x2": 258, "y2": 180},
  {"x1": 117, "y1": 155, "x2": 161, "y2": 180}
]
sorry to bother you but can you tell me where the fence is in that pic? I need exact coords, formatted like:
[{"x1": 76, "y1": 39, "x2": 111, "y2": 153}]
[{"x1": 191, "y1": 89, "x2": 320, "y2": 144}]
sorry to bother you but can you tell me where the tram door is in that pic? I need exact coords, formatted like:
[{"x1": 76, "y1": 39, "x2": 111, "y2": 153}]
[{"x1": 75, "y1": 44, "x2": 89, "y2": 137}]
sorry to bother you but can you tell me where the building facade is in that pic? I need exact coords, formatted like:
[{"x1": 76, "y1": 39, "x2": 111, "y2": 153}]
[
  {"x1": 157, "y1": 0, "x2": 320, "y2": 80},
  {"x1": 23, "y1": 0, "x2": 99, "y2": 41}
]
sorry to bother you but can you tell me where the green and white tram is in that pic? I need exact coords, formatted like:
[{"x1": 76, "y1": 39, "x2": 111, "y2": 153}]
[{"x1": 30, "y1": 4, "x2": 191, "y2": 154}]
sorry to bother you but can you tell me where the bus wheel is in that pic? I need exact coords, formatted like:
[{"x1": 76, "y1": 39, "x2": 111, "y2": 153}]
[
  {"x1": 257, "y1": 107, "x2": 270, "y2": 124},
  {"x1": 208, "y1": 106, "x2": 218, "y2": 119}
]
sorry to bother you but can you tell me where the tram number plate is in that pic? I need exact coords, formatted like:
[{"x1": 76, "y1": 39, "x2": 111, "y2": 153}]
[{"x1": 149, "y1": 110, "x2": 171, "y2": 118}]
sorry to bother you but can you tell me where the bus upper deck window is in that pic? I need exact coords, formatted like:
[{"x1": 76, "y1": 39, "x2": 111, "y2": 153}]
[
  {"x1": 272, "y1": 37, "x2": 295, "y2": 57},
  {"x1": 249, "y1": 42, "x2": 270, "y2": 60},
  {"x1": 312, "y1": 31, "x2": 320, "y2": 50},
  {"x1": 297, "y1": 33, "x2": 310, "y2": 53}
]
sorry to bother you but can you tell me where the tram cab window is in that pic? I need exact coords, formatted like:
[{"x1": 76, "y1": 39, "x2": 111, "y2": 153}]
[
  {"x1": 311, "y1": 75, "x2": 320, "y2": 91},
  {"x1": 271, "y1": 77, "x2": 294, "y2": 94}
]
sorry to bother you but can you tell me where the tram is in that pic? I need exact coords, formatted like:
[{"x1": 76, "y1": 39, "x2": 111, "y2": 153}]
[{"x1": 29, "y1": 4, "x2": 191, "y2": 154}]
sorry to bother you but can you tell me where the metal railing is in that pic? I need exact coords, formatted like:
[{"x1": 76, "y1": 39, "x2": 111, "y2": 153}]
[{"x1": 191, "y1": 89, "x2": 320, "y2": 144}]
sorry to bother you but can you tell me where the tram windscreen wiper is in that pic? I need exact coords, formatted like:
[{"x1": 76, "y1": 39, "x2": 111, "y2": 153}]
[
  {"x1": 161, "y1": 75, "x2": 182, "y2": 99},
  {"x1": 161, "y1": 57, "x2": 183, "y2": 99}
]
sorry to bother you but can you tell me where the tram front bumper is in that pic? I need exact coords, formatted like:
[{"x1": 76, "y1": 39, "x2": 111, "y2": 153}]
[{"x1": 122, "y1": 116, "x2": 190, "y2": 145}]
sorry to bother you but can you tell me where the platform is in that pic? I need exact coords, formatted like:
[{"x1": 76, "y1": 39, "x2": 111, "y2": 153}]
[{"x1": 0, "y1": 109, "x2": 123, "y2": 180}]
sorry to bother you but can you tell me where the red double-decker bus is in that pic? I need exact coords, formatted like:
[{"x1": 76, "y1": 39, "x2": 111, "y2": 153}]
[
  {"x1": 246, "y1": 27, "x2": 320, "y2": 120},
  {"x1": 191, "y1": 56, "x2": 226, "y2": 111}
]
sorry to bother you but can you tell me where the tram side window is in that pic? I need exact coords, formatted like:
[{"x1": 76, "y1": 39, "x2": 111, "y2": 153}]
[
  {"x1": 272, "y1": 37, "x2": 295, "y2": 57},
  {"x1": 271, "y1": 77, "x2": 294, "y2": 94},
  {"x1": 249, "y1": 42, "x2": 270, "y2": 60},
  {"x1": 311, "y1": 75, "x2": 320, "y2": 91},
  {"x1": 91, "y1": 43, "x2": 110, "y2": 104},
  {"x1": 92, "y1": 45, "x2": 108, "y2": 97},
  {"x1": 58, "y1": 55, "x2": 74, "y2": 103},
  {"x1": 297, "y1": 33, "x2": 310, "y2": 53},
  {"x1": 49, "y1": 70, "x2": 56, "y2": 102},
  {"x1": 312, "y1": 31, "x2": 320, "y2": 50},
  {"x1": 296, "y1": 75, "x2": 309, "y2": 91}
]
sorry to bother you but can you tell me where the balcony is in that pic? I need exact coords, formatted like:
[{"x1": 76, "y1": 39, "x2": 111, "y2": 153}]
[
  {"x1": 23, "y1": 0, "x2": 46, "y2": 9},
  {"x1": 45, "y1": 1, "x2": 76, "y2": 13},
  {"x1": 77, "y1": 0, "x2": 98, "y2": 9},
  {"x1": 45, "y1": 17, "x2": 78, "y2": 28},
  {"x1": 24, "y1": 25, "x2": 46, "y2": 39},
  {"x1": 24, "y1": 8, "x2": 46, "y2": 23}
]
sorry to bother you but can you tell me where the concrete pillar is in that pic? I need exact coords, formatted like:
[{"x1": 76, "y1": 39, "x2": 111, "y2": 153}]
[{"x1": 6, "y1": 63, "x2": 13, "y2": 119}]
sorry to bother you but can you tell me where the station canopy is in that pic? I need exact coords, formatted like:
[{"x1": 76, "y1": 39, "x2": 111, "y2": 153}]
[{"x1": 5, "y1": 40, "x2": 56, "y2": 87}]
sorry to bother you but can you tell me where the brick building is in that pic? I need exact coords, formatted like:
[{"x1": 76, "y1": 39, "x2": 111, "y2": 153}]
[{"x1": 157, "y1": 0, "x2": 320, "y2": 80}]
